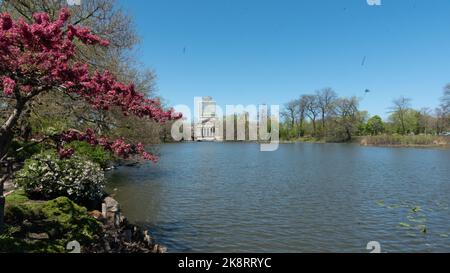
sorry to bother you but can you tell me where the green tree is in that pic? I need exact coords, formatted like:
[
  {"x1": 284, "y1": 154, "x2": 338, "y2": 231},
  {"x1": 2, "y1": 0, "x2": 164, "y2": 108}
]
[
  {"x1": 366, "y1": 116, "x2": 385, "y2": 136},
  {"x1": 281, "y1": 100, "x2": 299, "y2": 139},
  {"x1": 332, "y1": 97, "x2": 362, "y2": 141},
  {"x1": 389, "y1": 109, "x2": 420, "y2": 135},
  {"x1": 389, "y1": 97, "x2": 412, "y2": 135}
]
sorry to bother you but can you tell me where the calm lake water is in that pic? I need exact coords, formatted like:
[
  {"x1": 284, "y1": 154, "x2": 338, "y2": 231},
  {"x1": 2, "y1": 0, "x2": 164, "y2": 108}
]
[{"x1": 106, "y1": 143, "x2": 450, "y2": 253}]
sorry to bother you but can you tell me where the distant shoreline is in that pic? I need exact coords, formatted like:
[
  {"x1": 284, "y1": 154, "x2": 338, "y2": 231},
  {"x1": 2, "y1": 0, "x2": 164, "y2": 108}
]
[
  {"x1": 280, "y1": 135, "x2": 450, "y2": 149},
  {"x1": 169, "y1": 135, "x2": 450, "y2": 149}
]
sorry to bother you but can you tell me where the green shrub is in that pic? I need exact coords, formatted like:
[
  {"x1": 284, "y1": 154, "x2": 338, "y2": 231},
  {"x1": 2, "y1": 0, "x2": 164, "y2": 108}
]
[
  {"x1": 4, "y1": 190, "x2": 45, "y2": 225},
  {"x1": 8, "y1": 141, "x2": 43, "y2": 162},
  {"x1": 41, "y1": 197, "x2": 103, "y2": 244},
  {"x1": 15, "y1": 151, "x2": 106, "y2": 203},
  {"x1": 5, "y1": 189, "x2": 30, "y2": 206},
  {"x1": 1, "y1": 197, "x2": 102, "y2": 253},
  {"x1": 0, "y1": 234, "x2": 66, "y2": 253},
  {"x1": 4, "y1": 203, "x2": 44, "y2": 225},
  {"x1": 66, "y1": 141, "x2": 113, "y2": 168}
]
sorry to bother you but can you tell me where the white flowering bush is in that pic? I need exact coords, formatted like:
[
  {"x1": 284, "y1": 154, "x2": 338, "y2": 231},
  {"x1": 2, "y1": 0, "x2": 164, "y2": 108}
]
[{"x1": 15, "y1": 151, "x2": 106, "y2": 202}]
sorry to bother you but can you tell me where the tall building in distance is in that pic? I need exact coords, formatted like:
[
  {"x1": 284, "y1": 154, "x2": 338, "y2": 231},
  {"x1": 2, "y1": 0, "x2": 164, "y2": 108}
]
[{"x1": 194, "y1": 97, "x2": 222, "y2": 141}]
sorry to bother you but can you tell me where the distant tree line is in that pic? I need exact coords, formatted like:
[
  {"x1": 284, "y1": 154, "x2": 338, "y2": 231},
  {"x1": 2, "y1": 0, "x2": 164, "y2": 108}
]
[{"x1": 280, "y1": 86, "x2": 450, "y2": 141}]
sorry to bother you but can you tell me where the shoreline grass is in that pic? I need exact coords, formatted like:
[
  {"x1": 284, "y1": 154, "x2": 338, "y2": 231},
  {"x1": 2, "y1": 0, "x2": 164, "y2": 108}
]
[
  {"x1": 280, "y1": 135, "x2": 450, "y2": 148},
  {"x1": 358, "y1": 135, "x2": 450, "y2": 147}
]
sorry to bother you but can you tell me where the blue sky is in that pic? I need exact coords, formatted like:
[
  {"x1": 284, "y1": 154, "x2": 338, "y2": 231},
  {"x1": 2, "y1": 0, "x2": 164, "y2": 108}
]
[{"x1": 117, "y1": 0, "x2": 450, "y2": 118}]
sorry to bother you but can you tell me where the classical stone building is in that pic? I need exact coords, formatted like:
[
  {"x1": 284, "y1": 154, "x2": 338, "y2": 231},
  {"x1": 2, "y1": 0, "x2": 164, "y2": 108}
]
[{"x1": 194, "y1": 97, "x2": 222, "y2": 141}]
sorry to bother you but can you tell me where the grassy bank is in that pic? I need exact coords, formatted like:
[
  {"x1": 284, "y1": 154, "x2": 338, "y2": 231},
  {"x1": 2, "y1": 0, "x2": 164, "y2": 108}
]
[
  {"x1": 281, "y1": 135, "x2": 450, "y2": 148},
  {"x1": 357, "y1": 135, "x2": 450, "y2": 147},
  {"x1": 1, "y1": 189, "x2": 165, "y2": 253},
  {"x1": 0, "y1": 190, "x2": 103, "y2": 253}
]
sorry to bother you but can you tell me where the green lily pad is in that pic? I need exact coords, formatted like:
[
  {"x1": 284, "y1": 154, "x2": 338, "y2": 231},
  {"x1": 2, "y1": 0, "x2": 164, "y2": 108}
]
[
  {"x1": 407, "y1": 215, "x2": 427, "y2": 223},
  {"x1": 399, "y1": 222, "x2": 411, "y2": 228}
]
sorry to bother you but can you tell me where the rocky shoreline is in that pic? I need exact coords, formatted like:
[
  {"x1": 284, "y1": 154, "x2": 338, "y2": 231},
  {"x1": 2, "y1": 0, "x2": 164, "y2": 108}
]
[
  {"x1": 85, "y1": 196, "x2": 167, "y2": 253},
  {"x1": 2, "y1": 180, "x2": 166, "y2": 253}
]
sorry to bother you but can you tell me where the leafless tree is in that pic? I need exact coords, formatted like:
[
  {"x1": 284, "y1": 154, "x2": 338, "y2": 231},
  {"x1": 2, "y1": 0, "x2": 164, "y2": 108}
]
[
  {"x1": 316, "y1": 88, "x2": 337, "y2": 137},
  {"x1": 441, "y1": 85, "x2": 450, "y2": 131},
  {"x1": 418, "y1": 108, "x2": 434, "y2": 135},
  {"x1": 442, "y1": 84, "x2": 450, "y2": 113},
  {"x1": 297, "y1": 97, "x2": 308, "y2": 137},
  {"x1": 303, "y1": 95, "x2": 320, "y2": 136},
  {"x1": 434, "y1": 107, "x2": 449, "y2": 135},
  {"x1": 282, "y1": 100, "x2": 299, "y2": 129},
  {"x1": 389, "y1": 96, "x2": 412, "y2": 135}
]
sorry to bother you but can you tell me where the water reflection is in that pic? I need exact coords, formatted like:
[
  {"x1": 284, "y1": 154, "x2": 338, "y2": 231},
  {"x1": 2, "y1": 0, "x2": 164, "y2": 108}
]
[{"x1": 107, "y1": 143, "x2": 450, "y2": 253}]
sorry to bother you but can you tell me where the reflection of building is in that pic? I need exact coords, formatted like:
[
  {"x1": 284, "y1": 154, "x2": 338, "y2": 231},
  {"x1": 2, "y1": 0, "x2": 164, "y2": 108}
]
[{"x1": 195, "y1": 97, "x2": 221, "y2": 141}]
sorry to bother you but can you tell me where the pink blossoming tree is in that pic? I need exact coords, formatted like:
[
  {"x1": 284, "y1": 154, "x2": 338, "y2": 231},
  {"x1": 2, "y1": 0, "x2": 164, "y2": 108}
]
[{"x1": 0, "y1": 8, "x2": 180, "y2": 229}]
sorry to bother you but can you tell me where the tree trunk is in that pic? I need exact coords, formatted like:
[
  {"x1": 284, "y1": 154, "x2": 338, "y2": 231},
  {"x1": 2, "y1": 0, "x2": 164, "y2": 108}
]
[
  {"x1": 0, "y1": 194, "x2": 4, "y2": 232},
  {"x1": 0, "y1": 101, "x2": 25, "y2": 159},
  {"x1": 0, "y1": 101, "x2": 25, "y2": 231},
  {"x1": 0, "y1": 175, "x2": 7, "y2": 232},
  {"x1": 322, "y1": 113, "x2": 326, "y2": 136},
  {"x1": 312, "y1": 119, "x2": 317, "y2": 136},
  {"x1": 291, "y1": 113, "x2": 295, "y2": 129},
  {"x1": 299, "y1": 118, "x2": 304, "y2": 137},
  {"x1": 346, "y1": 128, "x2": 352, "y2": 142},
  {"x1": 0, "y1": 130, "x2": 14, "y2": 160},
  {"x1": 400, "y1": 112, "x2": 406, "y2": 135}
]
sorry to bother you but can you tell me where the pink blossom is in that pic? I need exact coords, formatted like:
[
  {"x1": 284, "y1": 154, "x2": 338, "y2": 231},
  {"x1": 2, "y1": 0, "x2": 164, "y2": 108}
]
[
  {"x1": 0, "y1": 9, "x2": 182, "y2": 162},
  {"x1": 2, "y1": 77, "x2": 16, "y2": 96},
  {"x1": 59, "y1": 129, "x2": 158, "y2": 162},
  {"x1": 0, "y1": 13, "x2": 13, "y2": 30},
  {"x1": 58, "y1": 148, "x2": 75, "y2": 159}
]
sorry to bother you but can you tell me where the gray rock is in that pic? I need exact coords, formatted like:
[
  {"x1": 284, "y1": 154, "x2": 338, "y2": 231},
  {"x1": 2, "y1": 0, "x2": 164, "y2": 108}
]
[
  {"x1": 103, "y1": 197, "x2": 122, "y2": 228},
  {"x1": 84, "y1": 196, "x2": 168, "y2": 253},
  {"x1": 143, "y1": 230, "x2": 154, "y2": 246},
  {"x1": 104, "y1": 197, "x2": 120, "y2": 212},
  {"x1": 22, "y1": 220, "x2": 33, "y2": 228},
  {"x1": 152, "y1": 244, "x2": 167, "y2": 254},
  {"x1": 27, "y1": 233, "x2": 50, "y2": 240}
]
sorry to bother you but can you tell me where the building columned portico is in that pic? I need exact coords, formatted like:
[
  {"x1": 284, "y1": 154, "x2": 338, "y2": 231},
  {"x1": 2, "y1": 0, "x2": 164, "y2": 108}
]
[{"x1": 194, "y1": 97, "x2": 222, "y2": 141}]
